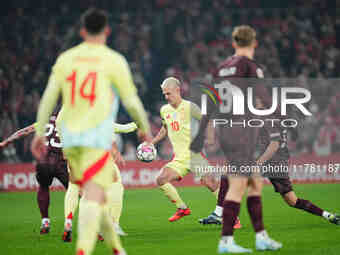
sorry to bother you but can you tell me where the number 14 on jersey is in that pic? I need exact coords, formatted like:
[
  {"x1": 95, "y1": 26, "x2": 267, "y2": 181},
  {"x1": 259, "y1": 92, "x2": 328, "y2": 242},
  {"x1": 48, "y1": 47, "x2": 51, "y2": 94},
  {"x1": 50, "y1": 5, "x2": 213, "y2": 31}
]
[{"x1": 66, "y1": 71, "x2": 97, "y2": 106}]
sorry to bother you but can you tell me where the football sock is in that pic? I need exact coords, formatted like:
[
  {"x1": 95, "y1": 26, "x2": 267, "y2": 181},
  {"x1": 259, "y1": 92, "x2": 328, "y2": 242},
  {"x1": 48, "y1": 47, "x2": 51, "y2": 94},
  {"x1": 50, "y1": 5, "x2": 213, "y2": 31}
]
[
  {"x1": 322, "y1": 211, "x2": 332, "y2": 219},
  {"x1": 64, "y1": 182, "x2": 79, "y2": 227},
  {"x1": 294, "y1": 198, "x2": 323, "y2": 216},
  {"x1": 247, "y1": 196, "x2": 264, "y2": 233},
  {"x1": 159, "y1": 183, "x2": 187, "y2": 209},
  {"x1": 217, "y1": 177, "x2": 229, "y2": 207},
  {"x1": 37, "y1": 186, "x2": 50, "y2": 218},
  {"x1": 222, "y1": 200, "x2": 240, "y2": 236},
  {"x1": 42, "y1": 218, "x2": 50, "y2": 224},
  {"x1": 107, "y1": 181, "x2": 124, "y2": 223},
  {"x1": 255, "y1": 230, "x2": 268, "y2": 240},
  {"x1": 221, "y1": 235, "x2": 234, "y2": 244},
  {"x1": 76, "y1": 198, "x2": 102, "y2": 255},
  {"x1": 100, "y1": 203, "x2": 123, "y2": 254},
  {"x1": 214, "y1": 206, "x2": 223, "y2": 217}
]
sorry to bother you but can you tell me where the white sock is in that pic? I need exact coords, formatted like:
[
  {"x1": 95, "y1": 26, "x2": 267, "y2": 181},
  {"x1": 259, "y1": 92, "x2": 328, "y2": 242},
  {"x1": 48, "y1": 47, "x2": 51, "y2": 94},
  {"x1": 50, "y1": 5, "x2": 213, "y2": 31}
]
[
  {"x1": 221, "y1": 235, "x2": 234, "y2": 244},
  {"x1": 322, "y1": 211, "x2": 332, "y2": 219},
  {"x1": 42, "y1": 218, "x2": 50, "y2": 223},
  {"x1": 256, "y1": 230, "x2": 268, "y2": 239},
  {"x1": 65, "y1": 218, "x2": 72, "y2": 228},
  {"x1": 214, "y1": 206, "x2": 223, "y2": 217}
]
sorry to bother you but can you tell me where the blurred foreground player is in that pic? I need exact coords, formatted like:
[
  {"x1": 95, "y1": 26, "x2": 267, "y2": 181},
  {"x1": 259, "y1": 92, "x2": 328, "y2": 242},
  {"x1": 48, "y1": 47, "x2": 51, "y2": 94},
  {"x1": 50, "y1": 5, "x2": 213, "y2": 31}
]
[
  {"x1": 31, "y1": 8, "x2": 151, "y2": 255},
  {"x1": 191, "y1": 25, "x2": 282, "y2": 253},
  {"x1": 63, "y1": 122, "x2": 138, "y2": 242},
  {"x1": 151, "y1": 77, "x2": 219, "y2": 222},
  {"x1": 0, "y1": 108, "x2": 68, "y2": 234}
]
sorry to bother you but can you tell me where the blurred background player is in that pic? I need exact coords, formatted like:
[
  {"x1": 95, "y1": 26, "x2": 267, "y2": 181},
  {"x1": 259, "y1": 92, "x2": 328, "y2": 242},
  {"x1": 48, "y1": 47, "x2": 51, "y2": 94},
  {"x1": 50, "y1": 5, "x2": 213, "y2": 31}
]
[
  {"x1": 151, "y1": 77, "x2": 219, "y2": 222},
  {"x1": 191, "y1": 25, "x2": 282, "y2": 253},
  {"x1": 0, "y1": 106, "x2": 68, "y2": 234},
  {"x1": 200, "y1": 98, "x2": 340, "y2": 227},
  {"x1": 63, "y1": 122, "x2": 138, "y2": 242},
  {"x1": 31, "y1": 8, "x2": 151, "y2": 255}
]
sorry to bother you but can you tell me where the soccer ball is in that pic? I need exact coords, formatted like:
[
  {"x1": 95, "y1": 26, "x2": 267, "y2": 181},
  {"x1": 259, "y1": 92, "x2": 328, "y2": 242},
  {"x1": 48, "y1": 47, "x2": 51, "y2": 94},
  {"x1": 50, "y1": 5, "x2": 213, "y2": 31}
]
[{"x1": 136, "y1": 143, "x2": 157, "y2": 163}]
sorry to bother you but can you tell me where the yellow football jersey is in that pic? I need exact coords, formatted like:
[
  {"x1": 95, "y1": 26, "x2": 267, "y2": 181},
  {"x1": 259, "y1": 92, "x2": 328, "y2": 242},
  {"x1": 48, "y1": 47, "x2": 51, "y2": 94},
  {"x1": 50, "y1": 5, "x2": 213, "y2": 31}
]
[
  {"x1": 160, "y1": 99, "x2": 201, "y2": 160},
  {"x1": 52, "y1": 42, "x2": 136, "y2": 132},
  {"x1": 36, "y1": 42, "x2": 142, "y2": 149}
]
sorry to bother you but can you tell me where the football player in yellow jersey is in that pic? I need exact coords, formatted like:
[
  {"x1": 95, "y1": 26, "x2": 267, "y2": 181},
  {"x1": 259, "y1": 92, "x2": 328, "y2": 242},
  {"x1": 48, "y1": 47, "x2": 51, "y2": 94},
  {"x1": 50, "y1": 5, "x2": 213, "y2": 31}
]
[
  {"x1": 31, "y1": 8, "x2": 151, "y2": 255},
  {"x1": 151, "y1": 77, "x2": 219, "y2": 222}
]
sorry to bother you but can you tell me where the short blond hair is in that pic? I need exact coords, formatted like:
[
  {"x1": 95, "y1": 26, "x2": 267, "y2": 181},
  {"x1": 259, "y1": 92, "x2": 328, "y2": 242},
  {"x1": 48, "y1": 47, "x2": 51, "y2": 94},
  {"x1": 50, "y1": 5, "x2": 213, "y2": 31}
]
[
  {"x1": 160, "y1": 77, "x2": 181, "y2": 89},
  {"x1": 232, "y1": 25, "x2": 256, "y2": 47}
]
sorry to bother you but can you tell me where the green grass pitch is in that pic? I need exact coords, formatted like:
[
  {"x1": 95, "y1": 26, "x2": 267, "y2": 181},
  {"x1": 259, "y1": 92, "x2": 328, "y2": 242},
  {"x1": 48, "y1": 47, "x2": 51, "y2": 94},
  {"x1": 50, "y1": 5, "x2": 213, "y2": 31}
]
[{"x1": 1, "y1": 183, "x2": 340, "y2": 255}]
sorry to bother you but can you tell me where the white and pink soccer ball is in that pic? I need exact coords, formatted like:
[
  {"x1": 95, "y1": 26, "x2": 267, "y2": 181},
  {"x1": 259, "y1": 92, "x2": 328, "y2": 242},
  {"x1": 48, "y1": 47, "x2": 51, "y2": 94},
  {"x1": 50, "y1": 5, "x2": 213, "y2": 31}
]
[{"x1": 136, "y1": 143, "x2": 157, "y2": 162}]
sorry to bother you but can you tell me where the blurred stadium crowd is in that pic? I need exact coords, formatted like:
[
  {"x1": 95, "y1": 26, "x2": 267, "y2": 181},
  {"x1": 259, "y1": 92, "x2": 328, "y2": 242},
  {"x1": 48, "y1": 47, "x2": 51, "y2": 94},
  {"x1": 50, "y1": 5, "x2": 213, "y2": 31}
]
[{"x1": 0, "y1": 0, "x2": 339, "y2": 162}]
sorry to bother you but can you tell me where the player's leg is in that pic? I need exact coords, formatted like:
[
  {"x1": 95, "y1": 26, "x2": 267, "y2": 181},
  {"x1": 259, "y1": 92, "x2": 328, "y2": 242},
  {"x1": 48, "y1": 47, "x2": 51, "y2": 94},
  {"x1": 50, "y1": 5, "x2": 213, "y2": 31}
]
[
  {"x1": 200, "y1": 175, "x2": 219, "y2": 196},
  {"x1": 107, "y1": 163, "x2": 127, "y2": 236},
  {"x1": 192, "y1": 152, "x2": 219, "y2": 197},
  {"x1": 53, "y1": 159, "x2": 79, "y2": 242},
  {"x1": 104, "y1": 181, "x2": 125, "y2": 237},
  {"x1": 64, "y1": 147, "x2": 125, "y2": 255},
  {"x1": 273, "y1": 179, "x2": 340, "y2": 225},
  {"x1": 100, "y1": 200, "x2": 126, "y2": 255},
  {"x1": 63, "y1": 181, "x2": 79, "y2": 242},
  {"x1": 35, "y1": 162, "x2": 54, "y2": 234},
  {"x1": 218, "y1": 176, "x2": 252, "y2": 253},
  {"x1": 198, "y1": 177, "x2": 224, "y2": 225},
  {"x1": 200, "y1": 176, "x2": 228, "y2": 224},
  {"x1": 199, "y1": 176, "x2": 241, "y2": 228},
  {"x1": 247, "y1": 176, "x2": 264, "y2": 233},
  {"x1": 93, "y1": 157, "x2": 125, "y2": 254},
  {"x1": 156, "y1": 161, "x2": 190, "y2": 222},
  {"x1": 247, "y1": 177, "x2": 282, "y2": 251}
]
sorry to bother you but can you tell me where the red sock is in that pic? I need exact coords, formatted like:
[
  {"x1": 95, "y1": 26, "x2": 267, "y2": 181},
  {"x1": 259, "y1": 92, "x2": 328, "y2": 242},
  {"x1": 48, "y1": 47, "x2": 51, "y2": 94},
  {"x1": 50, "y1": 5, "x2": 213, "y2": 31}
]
[
  {"x1": 37, "y1": 186, "x2": 50, "y2": 218},
  {"x1": 217, "y1": 177, "x2": 229, "y2": 207},
  {"x1": 222, "y1": 200, "x2": 240, "y2": 236},
  {"x1": 294, "y1": 198, "x2": 323, "y2": 216},
  {"x1": 247, "y1": 196, "x2": 264, "y2": 233},
  {"x1": 67, "y1": 212, "x2": 73, "y2": 220}
]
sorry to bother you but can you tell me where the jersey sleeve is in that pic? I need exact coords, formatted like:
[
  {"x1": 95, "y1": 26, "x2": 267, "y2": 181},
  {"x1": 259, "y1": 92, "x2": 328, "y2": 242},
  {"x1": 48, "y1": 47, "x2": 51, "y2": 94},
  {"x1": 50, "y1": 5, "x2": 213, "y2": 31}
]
[
  {"x1": 247, "y1": 61, "x2": 264, "y2": 79},
  {"x1": 190, "y1": 102, "x2": 202, "y2": 120},
  {"x1": 113, "y1": 122, "x2": 137, "y2": 133},
  {"x1": 160, "y1": 106, "x2": 166, "y2": 126},
  {"x1": 35, "y1": 58, "x2": 62, "y2": 136},
  {"x1": 110, "y1": 54, "x2": 150, "y2": 134},
  {"x1": 111, "y1": 54, "x2": 137, "y2": 101}
]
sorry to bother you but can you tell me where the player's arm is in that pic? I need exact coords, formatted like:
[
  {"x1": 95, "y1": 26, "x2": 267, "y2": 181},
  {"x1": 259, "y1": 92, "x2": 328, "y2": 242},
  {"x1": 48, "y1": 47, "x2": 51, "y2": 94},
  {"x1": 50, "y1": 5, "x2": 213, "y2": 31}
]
[
  {"x1": 151, "y1": 125, "x2": 167, "y2": 146},
  {"x1": 0, "y1": 123, "x2": 36, "y2": 148},
  {"x1": 35, "y1": 73, "x2": 61, "y2": 137},
  {"x1": 113, "y1": 122, "x2": 138, "y2": 134},
  {"x1": 112, "y1": 55, "x2": 151, "y2": 141},
  {"x1": 111, "y1": 141, "x2": 125, "y2": 166},
  {"x1": 255, "y1": 96, "x2": 280, "y2": 165},
  {"x1": 31, "y1": 60, "x2": 62, "y2": 160},
  {"x1": 206, "y1": 120, "x2": 215, "y2": 147},
  {"x1": 151, "y1": 108, "x2": 168, "y2": 145},
  {"x1": 191, "y1": 102, "x2": 215, "y2": 150},
  {"x1": 190, "y1": 115, "x2": 209, "y2": 153},
  {"x1": 256, "y1": 140, "x2": 280, "y2": 165},
  {"x1": 256, "y1": 112, "x2": 280, "y2": 165},
  {"x1": 190, "y1": 96, "x2": 217, "y2": 152},
  {"x1": 191, "y1": 102, "x2": 202, "y2": 121}
]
